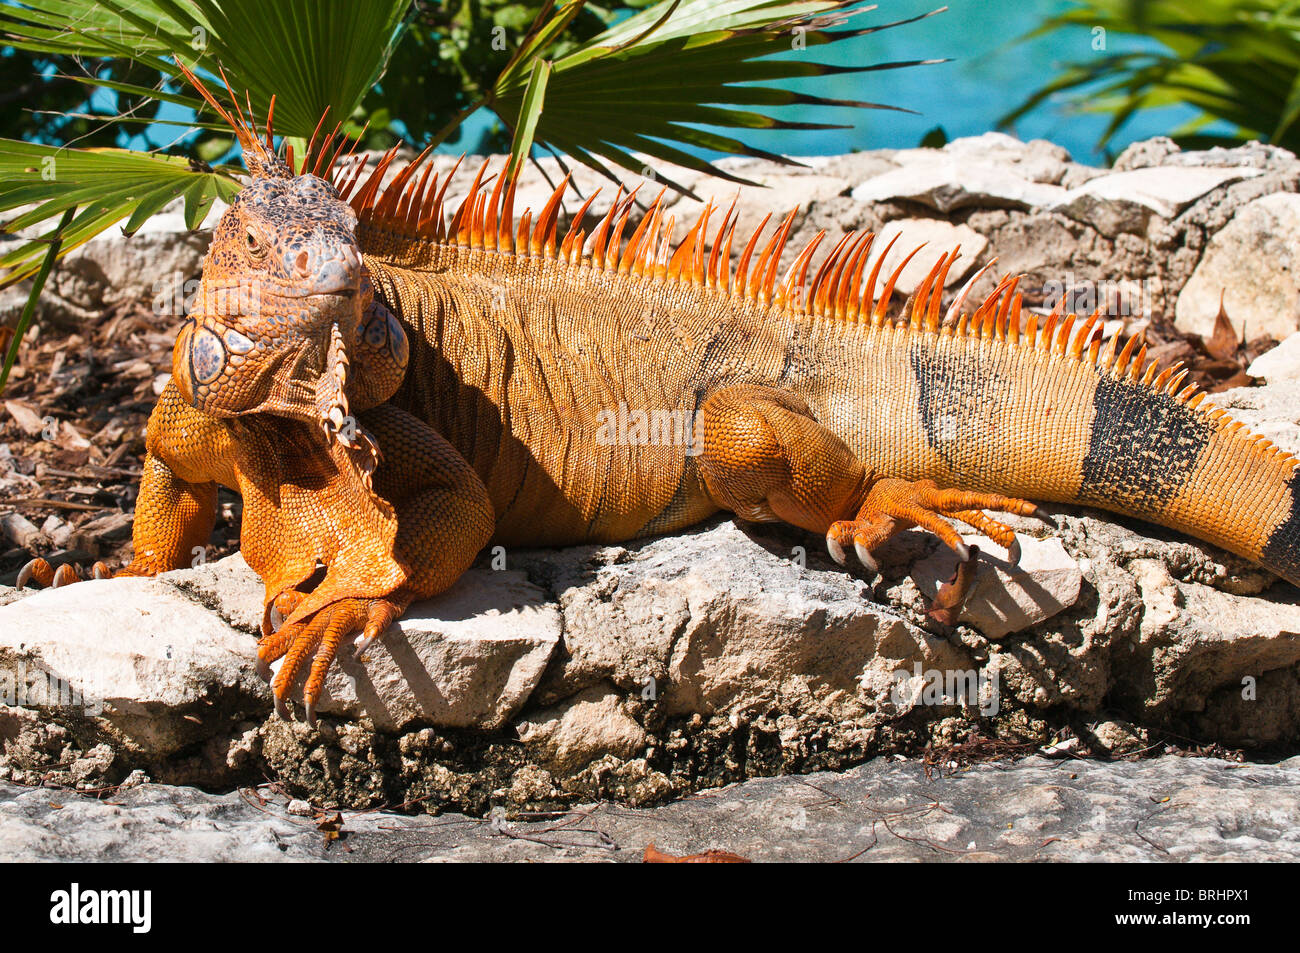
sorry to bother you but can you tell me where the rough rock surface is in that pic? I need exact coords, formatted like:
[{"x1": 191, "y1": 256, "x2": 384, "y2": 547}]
[
  {"x1": 3, "y1": 754, "x2": 1296, "y2": 861},
  {"x1": 1248, "y1": 331, "x2": 1300, "y2": 381},
  {"x1": 1176, "y1": 192, "x2": 1300, "y2": 340},
  {"x1": 2, "y1": 480, "x2": 1299, "y2": 811},
  {"x1": 4, "y1": 135, "x2": 1300, "y2": 814}
]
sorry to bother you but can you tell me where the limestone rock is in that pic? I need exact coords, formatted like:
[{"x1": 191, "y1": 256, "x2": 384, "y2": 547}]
[
  {"x1": 296, "y1": 567, "x2": 561, "y2": 731},
  {"x1": 518, "y1": 520, "x2": 970, "y2": 723},
  {"x1": 911, "y1": 534, "x2": 1084, "y2": 639},
  {"x1": 852, "y1": 152, "x2": 1067, "y2": 212},
  {"x1": 165, "y1": 553, "x2": 562, "y2": 732},
  {"x1": 1247, "y1": 331, "x2": 1300, "y2": 381},
  {"x1": 0, "y1": 554, "x2": 561, "y2": 743},
  {"x1": 5, "y1": 754, "x2": 1299, "y2": 861},
  {"x1": 1176, "y1": 192, "x2": 1300, "y2": 340},
  {"x1": 940, "y1": 132, "x2": 1074, "y2": 184},
  {"x1": 1127, "y1": 556, "x2": 1300, "y2": 727},
  {"x1": 49, "y1": 198, "x2": 227, "y2": 313},
  {"x1": 0, "y1": 576, "x2": 266, "y2": 756},
  {"x1": 516, "y1": 684, "x2": 648, "y2": 771},
  {"x1": 1213, "y1": 376, "x2": 1300, "y2": 455},
  {"x1": 1051, "y1": 166, "x2": 1259, "y2": 237}
]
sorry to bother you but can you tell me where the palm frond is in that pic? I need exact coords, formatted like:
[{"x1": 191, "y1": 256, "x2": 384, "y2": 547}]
[
  {"x1": 0, "y1": 140, "x2": 242, "y2": 286},
  {"x1": 0, "y1": 0, "x2": 411, "y2": 137},
  {"x1": 488, "y1": 0, "x2": 948, "y2": 192},
  {"x1": 1001, "y1": 0, "x2": 1300, "y2": 154}
]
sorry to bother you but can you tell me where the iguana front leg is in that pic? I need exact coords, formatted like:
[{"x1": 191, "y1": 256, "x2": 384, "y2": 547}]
[
  {"x1": 695, "y1": 384, "x2": 1040, "y2": 608},
  {"x1": 254, "y1": 401, "x2": 494, "y2": 723}
]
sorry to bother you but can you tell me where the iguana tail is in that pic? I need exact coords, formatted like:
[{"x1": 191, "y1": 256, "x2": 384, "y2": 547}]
[{"x1": 846, "y1": 272, "x2": 1300, "y2": 585}]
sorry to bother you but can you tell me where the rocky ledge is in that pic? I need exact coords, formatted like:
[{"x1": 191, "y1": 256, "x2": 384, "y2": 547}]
[
  {"x1": 4, "y1": 135, "x2": 1300, "y2": 815},
  {"x1": 5, "y1": 753, "x2": 1298, "y2": 862}
]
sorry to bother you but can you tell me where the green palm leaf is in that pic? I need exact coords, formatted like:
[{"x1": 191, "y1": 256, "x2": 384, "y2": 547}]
[
  {"x1": 0, "y1": 140, "x2": 243, "y2": 286},
  {"x1": 1001, "y1": 0, "x2": 1300, "y2": 154},
  {"x1": 0, "y1": 0, "x2": 411, "y2": 138}
]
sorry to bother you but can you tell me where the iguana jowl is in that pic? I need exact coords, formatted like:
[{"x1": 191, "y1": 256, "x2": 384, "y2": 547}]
[{"x1": 22, "y1": 77, "x2": 1300, "y2": 724}]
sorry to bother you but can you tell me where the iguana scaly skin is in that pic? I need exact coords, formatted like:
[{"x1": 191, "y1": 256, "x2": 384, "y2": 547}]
[{"x1": 22, "y1": 78, "x2": 1300, "y2": 724}]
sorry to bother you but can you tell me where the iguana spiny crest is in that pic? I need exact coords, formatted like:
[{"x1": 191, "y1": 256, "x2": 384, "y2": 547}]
[{"x1": 171, "y1": 62, "x2": 407, "y2": 477}]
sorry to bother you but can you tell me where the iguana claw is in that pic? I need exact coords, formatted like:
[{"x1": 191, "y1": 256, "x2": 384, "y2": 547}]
[
  {"x1": 258, "y1": 596, "x2": 402, "y2": 725},
  {"x1": 18, "y1": 557, "x2": 111, "y2": 588},
  {"x1": 826, "y1": 477, "x2": 1038, "y2": 621},
  {"x1": 927, "y1": 545, "x2": 982, "y2": 627}
]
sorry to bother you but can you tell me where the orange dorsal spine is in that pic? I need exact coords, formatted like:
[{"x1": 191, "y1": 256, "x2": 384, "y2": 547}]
[{"x1": 326, "y1": 153, "x2": 1295, "y2": 472}]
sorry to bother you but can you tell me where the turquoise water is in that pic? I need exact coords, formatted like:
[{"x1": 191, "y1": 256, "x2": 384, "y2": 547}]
[
  {"x1": 100, "y1": 1, "x2": 1214, "y2": 167},
  {"x1": 446, "y1": 0, "x2": 1214, "y2": 167},
  {"x1": 724, "y1": 0, "x2": 1210, "y2": 164}
]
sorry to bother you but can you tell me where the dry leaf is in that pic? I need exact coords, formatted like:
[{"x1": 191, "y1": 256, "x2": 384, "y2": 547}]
[
  {"x1": 643, "y1": 843, "x2": 752, "y2": 863},
  {"x1": 1204, "y1": 290, "x2": 1241, "y2": 362},
  {"x1": 4, "y1": 399, "x2": 45, "y2": 437}
]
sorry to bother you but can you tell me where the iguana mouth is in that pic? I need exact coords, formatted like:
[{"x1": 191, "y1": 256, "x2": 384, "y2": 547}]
[{"x1": 287, "y1": 286, "x2": 358, "y2": 303}]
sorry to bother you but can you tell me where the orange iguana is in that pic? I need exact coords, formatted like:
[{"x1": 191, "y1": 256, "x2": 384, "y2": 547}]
[{"x1": 21, "y1": 77, "x2": 1300, "y2": 725}]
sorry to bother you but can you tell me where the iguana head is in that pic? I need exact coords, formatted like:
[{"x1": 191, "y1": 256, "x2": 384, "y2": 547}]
[
  {"x1": 169, "y1": 63, "x2": 404, "y2": 464},
  {"x1": 173, "y1": 171, "x2": 366, "y2": 417}
]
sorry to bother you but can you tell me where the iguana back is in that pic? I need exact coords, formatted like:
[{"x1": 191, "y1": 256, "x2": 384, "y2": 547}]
[{"x1": 355, "y1": 155, "x2": 1300, "y2": 583}]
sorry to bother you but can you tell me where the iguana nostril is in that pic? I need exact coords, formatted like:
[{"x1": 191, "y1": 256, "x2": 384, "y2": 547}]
[{"x1": 295, "y1": 250, "x2": 310, "y2": 276}]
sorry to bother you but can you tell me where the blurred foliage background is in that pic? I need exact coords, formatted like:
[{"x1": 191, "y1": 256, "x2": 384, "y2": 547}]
[{"x1": 1002, "y1": 0, "x2": 1300, "y2": 155}]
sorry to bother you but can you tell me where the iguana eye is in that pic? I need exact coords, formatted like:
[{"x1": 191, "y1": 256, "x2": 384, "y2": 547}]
[{"x1": 244, "y1": 226, "x2": 265, "y2": 259}]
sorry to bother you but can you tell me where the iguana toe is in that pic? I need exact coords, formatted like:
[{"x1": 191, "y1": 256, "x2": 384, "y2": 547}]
[
  {"x1": 259, "y1": 596, "x2": 402, "y2": 725},
  {"x1": 18, "y1": 557, "x2": 111, "y2": 588}
]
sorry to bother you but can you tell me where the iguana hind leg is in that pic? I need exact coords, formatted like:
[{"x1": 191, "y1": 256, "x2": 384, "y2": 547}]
[{"x1": 696, "y1": 384, "x2": 1041, "y2": 601}]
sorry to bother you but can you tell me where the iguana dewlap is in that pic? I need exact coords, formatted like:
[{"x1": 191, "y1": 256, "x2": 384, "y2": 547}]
[{"x1": 22, "y1": 79, "x2": 1300, "y2": 724}]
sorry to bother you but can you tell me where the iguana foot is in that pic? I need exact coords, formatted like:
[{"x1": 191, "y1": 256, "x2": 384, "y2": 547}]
[
  {"x1": 18, "y1": 556, "x2": 113, "y2": 588},
  {"x1": 826, "y1": 478, "x2": 1040, "y2": 572},
  {"x1": 257, "y1": 596, "x2": 404, "y2": 726}
]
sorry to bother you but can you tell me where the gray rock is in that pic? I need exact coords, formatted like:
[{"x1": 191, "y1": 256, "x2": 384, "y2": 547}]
[
  {"x1": 911, "y1": 534, "x2": 1084, "y2": 639},
  {"x1": 1051, "y1": 166, "x2": 1260, "y2": 237},
  {"x1": 300, "y1": 567, "x2": 561, "y2": 731},
  {"x1": 1213, "y1": 376, "x2": 1300, "y2": 453},
  {"x1": 516, "y1": 683, "x2": 648, "y2": 771},
  {"x1": 852, "y1": 152, "x2": 1068, "y2": 213},
  {"x1": 50, "y1": 200, "x2": 226, "y2": 314},
  {"x1": 1247, "y1": 331, "x2": 1300, "y2": 381},
  {"x1": 0, "y1": 553, "x2": 561, "y2": 746},
  {"x1": 1176, "y1": 192, "x2": 1300, "y2": 340},
  {"x1": 0, "y1": 576, "x2": 266, "y2": 756},
  {"x1": 869, "y1": 219, "x2": 988, "y2": 295},
  {"x1": 517, "y1": 520, "x2": 965, "y2": 725},
  {"x1": 3, "y1": 754, "x2": 1297, "y2": 862}
]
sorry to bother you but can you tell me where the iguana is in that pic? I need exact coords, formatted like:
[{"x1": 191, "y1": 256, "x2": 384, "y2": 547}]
[{"x1": 20, "y1": 75, "x2": 1300, "y2": 725}]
